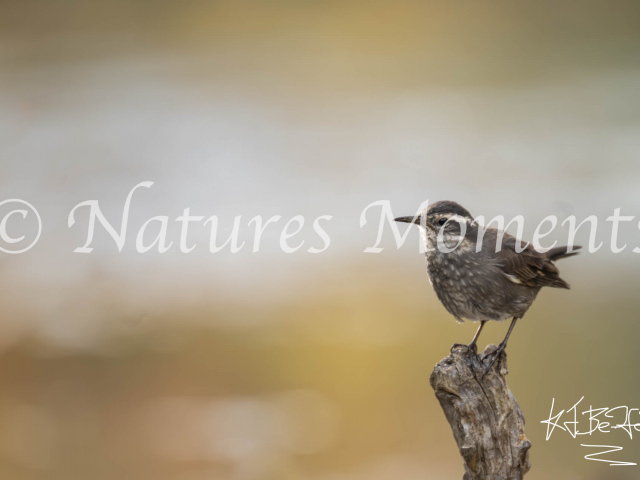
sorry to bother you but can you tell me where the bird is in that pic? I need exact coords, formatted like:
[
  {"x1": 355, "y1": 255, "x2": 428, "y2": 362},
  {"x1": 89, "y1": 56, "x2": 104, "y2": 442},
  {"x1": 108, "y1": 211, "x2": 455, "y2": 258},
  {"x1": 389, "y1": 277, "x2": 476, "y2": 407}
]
[{"x1": 394, "y1": 200, "x2": 580, "y2": 373}]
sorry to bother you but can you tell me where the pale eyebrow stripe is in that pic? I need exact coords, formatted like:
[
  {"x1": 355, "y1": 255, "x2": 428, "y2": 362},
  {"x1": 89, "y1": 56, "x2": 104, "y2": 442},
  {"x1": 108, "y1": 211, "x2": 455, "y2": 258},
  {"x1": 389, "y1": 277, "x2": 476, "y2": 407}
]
[{"x1": 446, "y1": 214, "x2": 468, "y2": 224}]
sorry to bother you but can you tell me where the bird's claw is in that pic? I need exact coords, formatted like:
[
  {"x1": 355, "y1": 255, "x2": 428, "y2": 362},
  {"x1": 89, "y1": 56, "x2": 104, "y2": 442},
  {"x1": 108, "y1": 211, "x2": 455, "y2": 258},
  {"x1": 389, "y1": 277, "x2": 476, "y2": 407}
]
[
  {"x1": 450, "y1": 342, "x2": 480, "y2": 359},
  {"x1": 482, "y1": 342, "x2": 506, "y2": 377},
  {"x1": 450, "y1": 342, "x2": 479, "y2": 357}
]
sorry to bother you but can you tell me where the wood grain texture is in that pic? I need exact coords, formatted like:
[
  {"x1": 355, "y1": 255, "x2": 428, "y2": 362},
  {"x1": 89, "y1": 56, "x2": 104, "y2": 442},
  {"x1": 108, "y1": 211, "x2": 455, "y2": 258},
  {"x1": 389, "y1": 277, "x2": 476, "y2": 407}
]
[{"x1": 429, "y1": 345, "x2": 531, "y2": 480}]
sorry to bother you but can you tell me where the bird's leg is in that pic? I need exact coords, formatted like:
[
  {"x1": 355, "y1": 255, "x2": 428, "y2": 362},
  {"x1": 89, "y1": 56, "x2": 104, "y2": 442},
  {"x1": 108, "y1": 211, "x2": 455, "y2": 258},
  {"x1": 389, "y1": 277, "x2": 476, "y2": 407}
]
[
  {"x1": 483, "y1": 317, "x2": 518, "y2": 376},
  {"x1": 467, "y1": 321, "x2": 486, "y2": 355},
  {"x1": 451, "y1": 321, "x2": 486, "y2": 356}
]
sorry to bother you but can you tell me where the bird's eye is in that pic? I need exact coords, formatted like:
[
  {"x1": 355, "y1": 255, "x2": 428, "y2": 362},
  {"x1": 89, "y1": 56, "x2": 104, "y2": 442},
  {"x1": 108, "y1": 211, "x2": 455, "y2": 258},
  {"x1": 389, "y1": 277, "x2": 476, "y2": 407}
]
[{"x1": 438, "y1": 217, "x2": 448, "y2": 226}]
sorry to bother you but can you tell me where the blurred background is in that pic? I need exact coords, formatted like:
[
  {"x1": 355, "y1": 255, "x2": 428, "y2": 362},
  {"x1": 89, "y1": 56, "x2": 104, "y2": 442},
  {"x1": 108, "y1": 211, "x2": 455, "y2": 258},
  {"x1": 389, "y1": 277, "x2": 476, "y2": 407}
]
[{"x1": 1, "y1": 0, "x2": 640, "y2": 478}]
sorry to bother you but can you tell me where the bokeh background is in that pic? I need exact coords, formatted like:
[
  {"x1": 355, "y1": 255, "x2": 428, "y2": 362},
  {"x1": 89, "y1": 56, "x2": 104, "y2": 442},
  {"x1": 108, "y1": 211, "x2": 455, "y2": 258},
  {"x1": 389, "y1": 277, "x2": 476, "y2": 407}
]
[{"x1": 1, "y1": 0, "x2": 640, "y2": 478}]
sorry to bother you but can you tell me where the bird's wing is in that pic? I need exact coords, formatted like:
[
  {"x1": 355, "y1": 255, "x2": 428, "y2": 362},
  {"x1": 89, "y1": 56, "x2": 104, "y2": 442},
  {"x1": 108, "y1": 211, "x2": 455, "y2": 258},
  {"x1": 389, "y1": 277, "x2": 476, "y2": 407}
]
[{"x1": 492, "y1": 231, "x2": 570, "y2": 289}]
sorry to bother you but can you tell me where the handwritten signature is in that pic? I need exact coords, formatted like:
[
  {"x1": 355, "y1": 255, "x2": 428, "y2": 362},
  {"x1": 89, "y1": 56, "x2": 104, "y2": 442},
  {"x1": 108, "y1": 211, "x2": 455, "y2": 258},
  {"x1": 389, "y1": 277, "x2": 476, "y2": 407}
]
[{"x1": 541, "y1": 397, "x2": 640, "y2": 466}]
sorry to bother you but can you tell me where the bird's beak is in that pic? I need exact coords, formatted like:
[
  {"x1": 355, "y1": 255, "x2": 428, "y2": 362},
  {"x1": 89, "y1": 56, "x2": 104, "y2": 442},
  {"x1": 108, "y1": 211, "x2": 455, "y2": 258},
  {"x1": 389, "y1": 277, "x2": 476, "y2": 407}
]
[
  {"x1": 394, "y1": 216, "x2": 418, "y2": 224},
  {"x1": 394, "y1": 216, "x2": 435, "y2": 229}
]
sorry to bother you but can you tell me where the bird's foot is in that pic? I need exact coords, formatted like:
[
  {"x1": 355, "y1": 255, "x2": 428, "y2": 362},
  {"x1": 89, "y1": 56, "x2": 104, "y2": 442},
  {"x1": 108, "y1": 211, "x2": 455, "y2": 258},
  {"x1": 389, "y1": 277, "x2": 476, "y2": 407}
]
[
  {"x1": 450, "y1": 342, "x2": 479, "y2": 358},
  {"x1": 482, "y1": 342, "x2": 507, "y2": 377}
]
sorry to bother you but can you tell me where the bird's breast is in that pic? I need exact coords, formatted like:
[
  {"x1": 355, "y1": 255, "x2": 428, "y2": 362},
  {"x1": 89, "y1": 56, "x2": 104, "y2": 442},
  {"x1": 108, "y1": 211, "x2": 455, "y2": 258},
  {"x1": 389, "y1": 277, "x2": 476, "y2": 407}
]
[{"x1": 425, "y1": 251, "x2": 521, "y2": 322}]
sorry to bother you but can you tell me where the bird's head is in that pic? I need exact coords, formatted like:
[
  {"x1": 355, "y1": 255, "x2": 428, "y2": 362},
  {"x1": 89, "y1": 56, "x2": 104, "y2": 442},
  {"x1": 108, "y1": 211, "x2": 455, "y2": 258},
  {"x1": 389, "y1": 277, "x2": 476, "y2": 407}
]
[{"x1": 394, "y1": 201, "x2": 474, "y2": 247}]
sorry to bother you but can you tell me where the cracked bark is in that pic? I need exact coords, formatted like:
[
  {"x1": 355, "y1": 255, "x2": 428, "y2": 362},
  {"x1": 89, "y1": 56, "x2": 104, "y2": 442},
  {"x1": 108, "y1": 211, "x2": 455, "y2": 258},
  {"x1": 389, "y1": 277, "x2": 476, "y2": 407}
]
[{"x1": 429, "y1": 344, "x2": 531, "y2": 480}]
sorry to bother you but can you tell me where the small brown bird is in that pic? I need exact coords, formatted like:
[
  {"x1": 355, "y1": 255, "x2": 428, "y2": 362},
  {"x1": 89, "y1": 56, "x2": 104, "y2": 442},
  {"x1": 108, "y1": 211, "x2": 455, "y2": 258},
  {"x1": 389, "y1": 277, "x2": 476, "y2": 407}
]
[{"x1": 395, "y1": 201, "x2": 580, "y2": 373}]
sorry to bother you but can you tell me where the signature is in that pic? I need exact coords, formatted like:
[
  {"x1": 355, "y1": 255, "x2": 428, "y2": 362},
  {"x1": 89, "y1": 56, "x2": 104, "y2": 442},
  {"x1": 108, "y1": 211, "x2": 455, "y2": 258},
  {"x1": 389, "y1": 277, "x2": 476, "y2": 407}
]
[{"x1": 541, "y1": 397, "x2": 640, "y2": 466}]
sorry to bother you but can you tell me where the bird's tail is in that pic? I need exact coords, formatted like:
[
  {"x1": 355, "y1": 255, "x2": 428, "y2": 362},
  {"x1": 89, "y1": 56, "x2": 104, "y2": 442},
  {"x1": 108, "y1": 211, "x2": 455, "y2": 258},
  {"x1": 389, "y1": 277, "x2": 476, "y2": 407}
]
[{"x1": 547, "y1": 245, "x2": 582, "y2": 261}]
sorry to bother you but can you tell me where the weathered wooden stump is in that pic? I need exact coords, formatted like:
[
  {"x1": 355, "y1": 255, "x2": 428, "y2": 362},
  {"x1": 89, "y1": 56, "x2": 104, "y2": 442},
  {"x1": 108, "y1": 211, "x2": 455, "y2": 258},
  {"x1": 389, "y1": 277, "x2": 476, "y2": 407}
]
[{"x1": 429, "y1": 344, "x2": 531, "y2": 480}]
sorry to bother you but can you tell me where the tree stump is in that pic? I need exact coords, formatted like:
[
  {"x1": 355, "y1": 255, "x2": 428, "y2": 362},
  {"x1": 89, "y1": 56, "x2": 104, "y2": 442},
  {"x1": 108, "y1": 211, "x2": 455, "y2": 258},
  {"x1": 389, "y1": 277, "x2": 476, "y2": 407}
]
[{"x1": 429, "y1": 344, "x2": 531, "y2": 480}]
